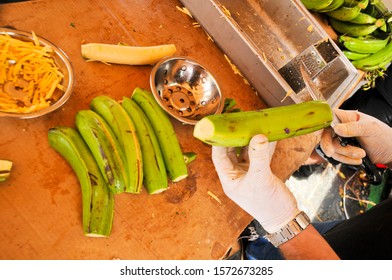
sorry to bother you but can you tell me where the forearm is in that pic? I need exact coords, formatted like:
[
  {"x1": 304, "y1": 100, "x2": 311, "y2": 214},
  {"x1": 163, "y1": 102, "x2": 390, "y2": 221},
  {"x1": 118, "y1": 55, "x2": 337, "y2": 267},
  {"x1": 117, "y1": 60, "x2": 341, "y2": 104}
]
[{"x1": 279, "y1": 225, "x2": 340, "y2": 260}]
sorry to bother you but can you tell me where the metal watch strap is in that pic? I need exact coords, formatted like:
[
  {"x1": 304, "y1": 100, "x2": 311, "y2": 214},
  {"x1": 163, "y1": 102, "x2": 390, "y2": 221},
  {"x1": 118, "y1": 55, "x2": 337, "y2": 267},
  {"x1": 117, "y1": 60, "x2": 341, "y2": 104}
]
[{"x1": 265, "y1": 211, "x2": 311, "y2": 248}]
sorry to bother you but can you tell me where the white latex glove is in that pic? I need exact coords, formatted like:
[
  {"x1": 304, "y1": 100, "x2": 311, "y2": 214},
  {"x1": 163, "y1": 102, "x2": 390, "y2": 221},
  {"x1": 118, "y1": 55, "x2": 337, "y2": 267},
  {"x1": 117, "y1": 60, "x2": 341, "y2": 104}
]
[
  {"x1": 211, "y1": 134, "x2": 300, "y2": 233},
  {"x1": 320, "y1": 127, "x2": 365, "y2": 165},
  {"x1": 321, "y1": 109, "x2": 392, "y2": 166}
]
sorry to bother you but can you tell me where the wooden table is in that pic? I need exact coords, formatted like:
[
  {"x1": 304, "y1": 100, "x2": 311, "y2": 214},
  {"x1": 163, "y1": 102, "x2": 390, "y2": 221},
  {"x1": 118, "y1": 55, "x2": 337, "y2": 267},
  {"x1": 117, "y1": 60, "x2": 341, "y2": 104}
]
[{"x1": 0, "y1": 0, "x2": 317, "y2": 260}]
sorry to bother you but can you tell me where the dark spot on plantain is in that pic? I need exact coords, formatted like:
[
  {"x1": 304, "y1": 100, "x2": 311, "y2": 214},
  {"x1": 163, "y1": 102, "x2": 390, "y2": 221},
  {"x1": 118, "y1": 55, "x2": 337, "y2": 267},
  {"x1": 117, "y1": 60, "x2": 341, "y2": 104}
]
[{"x1": 88, "y1": 172, "x2": 99, "y2": 186}]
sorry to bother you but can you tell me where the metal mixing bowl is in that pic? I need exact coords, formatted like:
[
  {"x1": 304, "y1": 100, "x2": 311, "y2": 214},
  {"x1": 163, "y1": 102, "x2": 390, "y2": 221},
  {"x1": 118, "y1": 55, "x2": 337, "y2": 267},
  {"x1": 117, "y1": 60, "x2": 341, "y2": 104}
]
[
  {"x1": 0, "y1": 27, "x2": 74, "y2": 119},
  {"x1": 150, "y1": 56, "x2": 224, "y2": 125}
]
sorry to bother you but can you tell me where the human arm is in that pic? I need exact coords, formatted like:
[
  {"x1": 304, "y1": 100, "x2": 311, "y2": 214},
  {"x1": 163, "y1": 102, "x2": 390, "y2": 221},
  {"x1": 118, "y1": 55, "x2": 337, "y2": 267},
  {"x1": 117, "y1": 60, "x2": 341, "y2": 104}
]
[
  {"x1": 320, "y1": 109, "x2": 392, "y2": 168},
  {"x1": 279, "y1": 225, "x2": 339, "y2": 260},
  {"x1": 211, "y1": 134, "x2": 339, "y2": 260}
]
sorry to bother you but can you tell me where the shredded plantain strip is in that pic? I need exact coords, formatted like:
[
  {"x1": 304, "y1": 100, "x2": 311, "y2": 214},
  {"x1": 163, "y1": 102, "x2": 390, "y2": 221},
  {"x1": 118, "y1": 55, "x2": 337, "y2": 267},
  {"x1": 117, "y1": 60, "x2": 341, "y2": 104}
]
[{"x1": 0, "y1": 32, "x2": 64, "y2": 114}]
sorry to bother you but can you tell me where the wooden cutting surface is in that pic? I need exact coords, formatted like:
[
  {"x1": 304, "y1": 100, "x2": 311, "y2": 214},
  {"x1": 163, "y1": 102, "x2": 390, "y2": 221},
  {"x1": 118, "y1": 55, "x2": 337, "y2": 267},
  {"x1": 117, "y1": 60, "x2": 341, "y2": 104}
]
[{"x1": 0, "y1": 0, "x2": 318, "y2": 260}]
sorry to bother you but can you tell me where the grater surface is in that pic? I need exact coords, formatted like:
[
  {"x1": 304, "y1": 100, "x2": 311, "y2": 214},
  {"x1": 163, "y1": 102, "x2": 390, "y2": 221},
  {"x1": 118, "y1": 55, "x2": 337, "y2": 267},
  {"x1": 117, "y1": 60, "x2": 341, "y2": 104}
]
[{"x1": 278, "y1": 40, "x2": 339, "y2": 94}]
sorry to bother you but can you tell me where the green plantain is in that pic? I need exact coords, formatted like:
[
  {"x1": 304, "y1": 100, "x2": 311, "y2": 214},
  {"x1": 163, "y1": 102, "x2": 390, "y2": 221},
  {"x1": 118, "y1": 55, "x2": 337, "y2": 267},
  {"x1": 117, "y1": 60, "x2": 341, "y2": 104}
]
[
  {"x1": 75, "y1": 110, "x2": 128, "y2": 194},
  {"x1": 329, "y1": 17, "x2": 385, "y2": 36},
  {"x1": 343, "y1": 50, "x2": 371, "y2": 60},
  {"x1": 318, "y1": 0, "x2": 345, "y2": 12},
  {"x1": 131, "y1": 87, "x2": 188, "y2": 183},
  {"x1": 343, "y1": 0, "x2": 369, "y2": 9},
  {"x1": 193, "y1": 101, "x2": 333, "y2": 147},
  {"x1": 122, "y1": 97, "x2": 168, "y2": 194},
  {"x1": 90, "y1": 95, "x2": 143, "y2": 194},
  {"x1": 48, "y1": 126, "x2": 114, "y2": 237},
  {"x1": 326, "y1": 5, "x2": 361, "y2": 21},
  {"x1": 349, "y1": 12, "x2": 378, "y2": 24},
  {"x1": 340, "y1": 35, "x2": 390, "y2": 53},
  {"x1": 351, "y1": 40, "x2": 392, "y2": 70},
  {"x1": 301, "y1": 0, "x2": 335, "y2": 11},
  {"x1": 360, "y1": 58, "x2": 391, "y2": 71}
]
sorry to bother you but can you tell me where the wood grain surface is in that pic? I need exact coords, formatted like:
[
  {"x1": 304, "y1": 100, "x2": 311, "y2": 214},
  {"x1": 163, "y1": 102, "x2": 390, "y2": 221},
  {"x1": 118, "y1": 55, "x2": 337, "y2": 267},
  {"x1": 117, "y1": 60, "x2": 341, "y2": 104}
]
[{"x1": 0, "y1": 0, "x2": 317, "y2": 260}]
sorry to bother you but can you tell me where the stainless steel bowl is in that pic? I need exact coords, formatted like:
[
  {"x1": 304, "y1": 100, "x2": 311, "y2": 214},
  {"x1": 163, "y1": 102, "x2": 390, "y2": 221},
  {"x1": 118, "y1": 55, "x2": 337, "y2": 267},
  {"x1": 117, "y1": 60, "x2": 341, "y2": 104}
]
[
  {"x1": 0, "y1": 28, "x2": 74, "y2": 119},
  {"x1": 150, "y1": 56, "x2": 224, "y2": 125}
]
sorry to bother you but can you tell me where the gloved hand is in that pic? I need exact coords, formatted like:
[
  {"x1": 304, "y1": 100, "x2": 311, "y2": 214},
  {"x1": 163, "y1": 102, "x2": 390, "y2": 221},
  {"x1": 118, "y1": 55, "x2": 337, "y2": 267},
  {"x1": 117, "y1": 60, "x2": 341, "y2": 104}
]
[
  {"x1": 320, "y1": 109, "x2": 392, "y2": 166},
  {"x1": 211, "y1": 134, "x2": 300, "y2": 233}
]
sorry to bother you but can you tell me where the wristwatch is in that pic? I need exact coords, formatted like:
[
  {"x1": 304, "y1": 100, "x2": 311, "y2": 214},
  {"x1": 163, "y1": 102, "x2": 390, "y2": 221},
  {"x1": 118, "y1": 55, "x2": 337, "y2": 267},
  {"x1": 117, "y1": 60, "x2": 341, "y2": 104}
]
[{"x1": 265, "y1": 211, "x2": 311, "y2": 248}]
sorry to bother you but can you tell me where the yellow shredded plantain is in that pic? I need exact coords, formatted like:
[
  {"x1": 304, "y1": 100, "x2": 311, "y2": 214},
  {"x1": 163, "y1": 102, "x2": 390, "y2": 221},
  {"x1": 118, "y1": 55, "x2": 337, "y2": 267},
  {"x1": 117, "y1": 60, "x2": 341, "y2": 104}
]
[{"x1": 0, "y1": 32, "x2": 64, "y2": 114}]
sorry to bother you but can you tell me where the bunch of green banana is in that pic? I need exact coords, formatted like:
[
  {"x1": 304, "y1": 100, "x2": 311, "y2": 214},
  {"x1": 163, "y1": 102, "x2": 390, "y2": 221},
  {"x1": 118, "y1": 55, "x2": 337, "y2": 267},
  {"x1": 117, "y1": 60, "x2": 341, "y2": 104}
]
[
  {"x1": 48, "y1": 127, "x2": 114, "y2": 237},
  {"x1": 301, "y1": 0, "x2": 387, "y2": 36},
  {"x1": 340, "y1": 35, "x2": 392, "y2": 88},
  {"x1": 301, "y1": 0, "x2": 367, "y2": 13},
  {"x1": 351, "y1": 39, "x2": 392, "y2": 70},
  {"x1": 301, "y1": 0, "x2": 392, "y2": 83}
]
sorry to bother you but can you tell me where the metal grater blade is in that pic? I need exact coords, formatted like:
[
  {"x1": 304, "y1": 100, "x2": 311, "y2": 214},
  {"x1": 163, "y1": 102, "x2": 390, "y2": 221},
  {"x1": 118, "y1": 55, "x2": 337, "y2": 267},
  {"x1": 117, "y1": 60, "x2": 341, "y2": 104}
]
[{"x1": 278, "y1": 40, "x2": 339, "y2": 93}]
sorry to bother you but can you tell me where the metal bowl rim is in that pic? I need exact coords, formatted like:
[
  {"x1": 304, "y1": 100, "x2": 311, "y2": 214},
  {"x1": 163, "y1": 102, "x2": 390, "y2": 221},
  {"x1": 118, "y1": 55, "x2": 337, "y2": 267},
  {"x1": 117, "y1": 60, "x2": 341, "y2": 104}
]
[
  {"x1": 0, "y1": 27, "x2": 75, "y2": 119},
  {"x1": 149, "y1": 56, "x2": 224, "y2": 125}
]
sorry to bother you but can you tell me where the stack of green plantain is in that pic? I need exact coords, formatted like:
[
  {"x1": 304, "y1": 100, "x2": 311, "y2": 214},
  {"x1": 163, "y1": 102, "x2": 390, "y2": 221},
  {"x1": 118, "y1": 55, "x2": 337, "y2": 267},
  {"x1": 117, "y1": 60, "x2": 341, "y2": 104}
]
[
  {"x1": 48, "y1": 87, "x2": 188, "y2": 237},
  {"x1": 301, "y1": 0, "x2": 392, "y2": 88}
]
